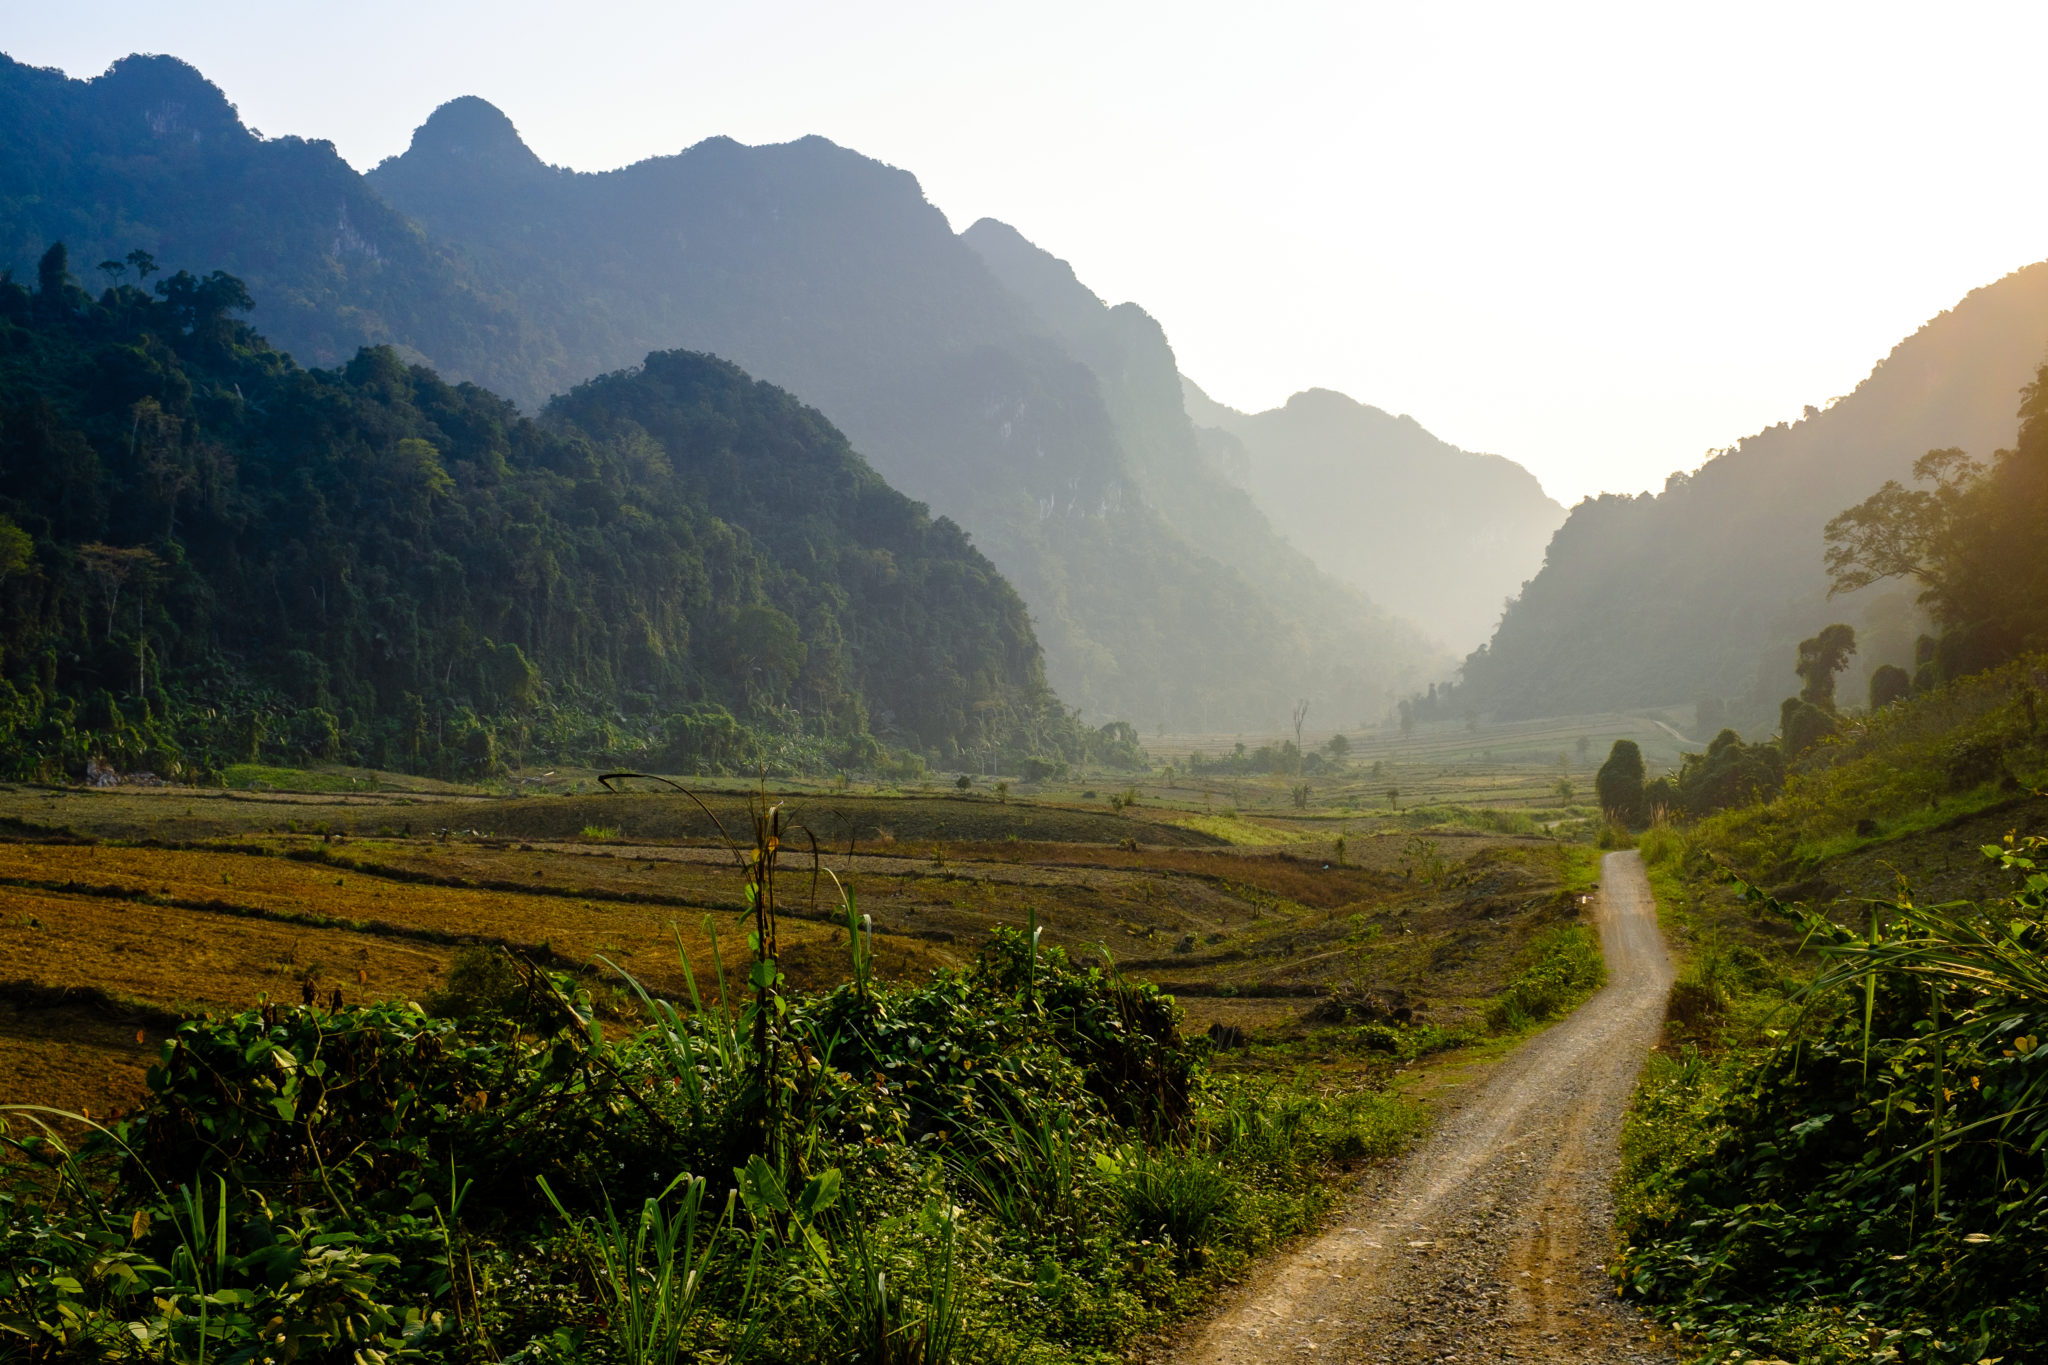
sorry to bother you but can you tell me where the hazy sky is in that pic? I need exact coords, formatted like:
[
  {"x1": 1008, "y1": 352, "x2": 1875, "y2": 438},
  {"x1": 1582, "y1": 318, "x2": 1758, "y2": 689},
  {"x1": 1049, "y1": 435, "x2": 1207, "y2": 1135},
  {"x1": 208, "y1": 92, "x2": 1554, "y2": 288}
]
[{"x1": 7, "y1": 0, "x2": 2048, "y2": 505}]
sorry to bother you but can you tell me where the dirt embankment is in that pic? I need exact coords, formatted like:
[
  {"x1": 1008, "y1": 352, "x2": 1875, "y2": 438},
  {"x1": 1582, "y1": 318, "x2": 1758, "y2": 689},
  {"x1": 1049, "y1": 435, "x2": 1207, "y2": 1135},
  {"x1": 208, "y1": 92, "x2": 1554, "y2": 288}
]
[{"x1": 1167, "y1": 850, "x2": 1677, "y2": 1364}]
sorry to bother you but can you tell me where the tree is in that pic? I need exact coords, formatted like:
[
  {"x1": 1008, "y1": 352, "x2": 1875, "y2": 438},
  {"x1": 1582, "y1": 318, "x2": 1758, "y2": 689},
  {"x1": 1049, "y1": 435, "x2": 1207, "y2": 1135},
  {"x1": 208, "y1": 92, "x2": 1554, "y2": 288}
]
[
  {"x1": 36, "y1": 241, "x2": 69, "y2": 299},
  {"x1": 1291, "y1": 698, "x2": 1310, "y2": 760},
  {"x1": 0, "y1": 518, "x2": 33, "y2": 584},
  {"x1": 1325, "y1": 733, "x2": 1350, "y2": 760},
  {"x1": 76, "y1": 544, "x2": 159, "y2": 642},
  {"x1": 1575, "y1": 735, "x2": 1591, "y2": 762},
  {"x1": 1596, "y1": 739, "x2": 1647, "y2": 829},
  {"x1": 1554, "y1": 776, "x2": 1575, "y2": 803},
  {"x1": 1672, "y1": 728, "x2": 1785, "y2": 816},
  {"x1": 1868, "y1": 664, "x2": 1912, "y2": 711},
  {"x1": 729, "y1": 603, "x2": 807, "y2": 709},
  {"x1": 1780, "y1": 696, "x2": 1837, "y2": 758},
  {"x1": 1795, "y1": 624, "x2": 1857, "y2": 711},
  {"x1": 1824, "y1": 449, "x2": 1979, "y2": 607}
]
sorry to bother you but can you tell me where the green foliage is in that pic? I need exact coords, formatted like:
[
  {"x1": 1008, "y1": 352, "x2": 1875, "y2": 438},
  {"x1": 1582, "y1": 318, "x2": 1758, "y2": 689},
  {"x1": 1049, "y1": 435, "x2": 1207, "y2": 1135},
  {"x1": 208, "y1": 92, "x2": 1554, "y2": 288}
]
[
  {"x1": 0, "y1": 913, "x2": 1394, "y2": 1365},
  {"x1": 1485, "y1": 925, "x2": 1606, "y2": 1032},
  {"x1": 1615, "y1": 838, "x2": 2048, "y2": 1361},
  {"x1": 1870, "y1": 662, "x2": 1914, "y2": 711},
  {"x1": 1795, "y1": 623, "x2": 1858, "y2": 710},
  {"x1": 1596, "y1": 738, "x2": 1648, "y2": 828},
  {"x1": 1692, "y1": 655, "x2": 2048, "y2": 882},
  {"x1": 1108, "y1": 1147, "x2": 1235, "y2": 1265},
  {"x1": 1668, "y1": 728, "x2": 1787, "y2": 818},
  {"x1": 1635, "y1": 822, "x2": 1686, "y2": 868},
  {"x1": 974, "y1": 929, "x2": 1197, "y2": 1133}
]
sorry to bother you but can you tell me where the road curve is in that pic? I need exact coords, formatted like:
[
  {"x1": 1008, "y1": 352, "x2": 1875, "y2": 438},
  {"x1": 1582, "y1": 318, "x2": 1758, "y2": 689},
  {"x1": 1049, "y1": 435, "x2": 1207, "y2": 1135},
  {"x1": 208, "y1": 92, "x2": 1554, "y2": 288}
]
[{"x1": 1170, "y1": 850, "x2": 1677, "y2": 1364}]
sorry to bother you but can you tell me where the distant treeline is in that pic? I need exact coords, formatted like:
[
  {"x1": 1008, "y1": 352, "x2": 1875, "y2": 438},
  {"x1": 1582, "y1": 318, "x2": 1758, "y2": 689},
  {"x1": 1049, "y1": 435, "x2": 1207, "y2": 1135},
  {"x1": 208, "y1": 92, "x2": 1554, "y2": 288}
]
[{"x1": 0, "y1": 243, "x2": 1144, "y2": 781}]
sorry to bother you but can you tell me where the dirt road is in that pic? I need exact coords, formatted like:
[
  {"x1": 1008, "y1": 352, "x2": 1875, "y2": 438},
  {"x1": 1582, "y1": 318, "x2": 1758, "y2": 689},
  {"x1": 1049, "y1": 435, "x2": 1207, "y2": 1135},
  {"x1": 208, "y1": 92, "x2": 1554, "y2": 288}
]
[{"x1": 1172, "y1": 850, "x2": 1677, "y2": 1363}]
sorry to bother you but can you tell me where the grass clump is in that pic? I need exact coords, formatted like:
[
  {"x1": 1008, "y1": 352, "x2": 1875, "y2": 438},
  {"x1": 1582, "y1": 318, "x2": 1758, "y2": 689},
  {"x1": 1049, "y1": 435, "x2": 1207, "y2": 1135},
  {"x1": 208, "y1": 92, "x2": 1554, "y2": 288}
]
[{"x1": 1485, "y1": 925, "x2": 1606, "y2": 1032}]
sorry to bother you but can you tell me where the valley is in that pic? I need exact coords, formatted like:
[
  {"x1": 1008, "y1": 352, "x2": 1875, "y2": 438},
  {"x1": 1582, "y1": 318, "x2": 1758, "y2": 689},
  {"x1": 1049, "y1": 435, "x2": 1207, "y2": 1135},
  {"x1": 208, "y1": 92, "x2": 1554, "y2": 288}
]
[{"x1": 3, "y1": 21, "x2": 2048, "y2": 1365}]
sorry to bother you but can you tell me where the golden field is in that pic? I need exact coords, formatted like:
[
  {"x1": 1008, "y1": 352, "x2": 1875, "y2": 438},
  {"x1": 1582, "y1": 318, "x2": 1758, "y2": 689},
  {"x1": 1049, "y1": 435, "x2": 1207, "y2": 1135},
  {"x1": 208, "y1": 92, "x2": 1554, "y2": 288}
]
[{"x1": 0, "y1": 779, "x2": 1595, "y2": 1118}]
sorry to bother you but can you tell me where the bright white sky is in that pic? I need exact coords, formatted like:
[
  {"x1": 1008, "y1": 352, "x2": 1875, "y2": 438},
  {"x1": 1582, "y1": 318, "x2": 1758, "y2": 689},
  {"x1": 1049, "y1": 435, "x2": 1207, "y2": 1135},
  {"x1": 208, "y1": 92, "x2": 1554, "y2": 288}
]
[{"x1": 6, "y1": 0, "x2": 2047, "y2": 505}]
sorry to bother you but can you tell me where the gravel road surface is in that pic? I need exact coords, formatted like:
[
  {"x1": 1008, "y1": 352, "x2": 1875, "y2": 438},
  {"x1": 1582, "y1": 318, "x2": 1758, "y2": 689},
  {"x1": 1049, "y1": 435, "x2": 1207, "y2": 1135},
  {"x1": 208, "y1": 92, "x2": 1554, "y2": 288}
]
[{"x1": 1171, "y1": 850, "x2": 1677, "y2": 1363}]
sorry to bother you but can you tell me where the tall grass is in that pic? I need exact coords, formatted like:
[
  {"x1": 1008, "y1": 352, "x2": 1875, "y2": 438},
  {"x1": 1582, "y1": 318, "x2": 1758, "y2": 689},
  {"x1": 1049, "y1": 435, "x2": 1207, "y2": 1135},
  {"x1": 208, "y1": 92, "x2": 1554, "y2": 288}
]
[
  {"x1": 537, "y1": 1173, "x2": 738, "y2": 1365},
  {"x1": 1635, "y1": 821, "x2": 1685, "y2": 867},
  {"x1": 948, "y1": 1105, "x2": 1093, "y2": 1245},
  {"x1": 1111, "y1": 1146, "x2": 1237, "y2": 1265},
  {"x1": 823, "y1": 1199, "x2": 970, "y2": 1365}
]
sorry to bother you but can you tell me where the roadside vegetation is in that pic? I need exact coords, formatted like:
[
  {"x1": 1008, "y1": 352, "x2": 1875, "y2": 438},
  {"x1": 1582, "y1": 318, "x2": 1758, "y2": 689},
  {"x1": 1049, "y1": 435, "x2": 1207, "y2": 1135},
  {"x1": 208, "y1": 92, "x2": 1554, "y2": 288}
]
[{"x1": 1596, "y1": 357, "x2": 2048, "y2": 1361}]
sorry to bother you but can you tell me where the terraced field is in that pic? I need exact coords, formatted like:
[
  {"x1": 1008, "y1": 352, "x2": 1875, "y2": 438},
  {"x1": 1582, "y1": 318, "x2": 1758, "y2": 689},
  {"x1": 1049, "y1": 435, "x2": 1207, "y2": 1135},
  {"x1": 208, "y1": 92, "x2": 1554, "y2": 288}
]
[{"x1": 0, "y1": 779, "x2": 1595, "y2": 1120}]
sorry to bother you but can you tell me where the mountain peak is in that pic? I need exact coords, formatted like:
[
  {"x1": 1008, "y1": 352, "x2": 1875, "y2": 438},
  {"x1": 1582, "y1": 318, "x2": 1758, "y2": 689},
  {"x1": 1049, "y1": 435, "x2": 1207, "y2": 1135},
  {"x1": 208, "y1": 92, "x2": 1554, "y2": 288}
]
[
  {"x1": 94, "y1": 54, "x2": 246, "y2": 144},
  {"x1": 401, "y1": 96, "x2": 546, "y2": 175}
]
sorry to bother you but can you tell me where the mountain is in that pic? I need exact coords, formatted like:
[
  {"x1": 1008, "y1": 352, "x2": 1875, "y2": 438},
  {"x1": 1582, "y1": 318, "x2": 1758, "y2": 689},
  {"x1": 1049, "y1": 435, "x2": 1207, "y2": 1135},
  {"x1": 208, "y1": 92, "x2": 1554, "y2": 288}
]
[
  {"x1": 1176, "y1": 381, "x2": 1565, "y2": 653},
  {"x1": 958, "y1": 218, "x2": 1445, "y2": 704},
  {"x1": 0, "y1": 246, "x2": 1068, "y2": 779},
  {"x1": 0, "y1": 53, "x2": 563, "y2": 398},
  {"x1": 1, "y1": 53, "x2": 1446, "y2": 731},
  {"x1": 1459, "y1": 259, "x2": 2048, "y2": 723},
  {"x1": 359, "y1": 90, "x2": 1447, "y2": 728}
]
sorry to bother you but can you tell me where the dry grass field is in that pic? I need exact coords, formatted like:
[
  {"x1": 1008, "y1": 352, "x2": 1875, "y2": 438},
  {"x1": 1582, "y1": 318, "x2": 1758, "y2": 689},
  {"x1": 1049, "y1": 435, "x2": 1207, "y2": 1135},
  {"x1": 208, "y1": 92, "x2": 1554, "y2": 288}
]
[{"x1": 0, "y1": 770, "x2": 1600, "y2": 1120}]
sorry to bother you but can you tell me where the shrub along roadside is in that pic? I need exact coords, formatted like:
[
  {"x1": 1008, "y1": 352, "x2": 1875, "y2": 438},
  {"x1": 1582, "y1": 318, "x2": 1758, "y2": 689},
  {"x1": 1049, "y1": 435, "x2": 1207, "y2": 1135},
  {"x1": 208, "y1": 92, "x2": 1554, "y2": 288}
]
[{"x1": 1614, "y1": 835, "x2": 2048, "y2": 1363}]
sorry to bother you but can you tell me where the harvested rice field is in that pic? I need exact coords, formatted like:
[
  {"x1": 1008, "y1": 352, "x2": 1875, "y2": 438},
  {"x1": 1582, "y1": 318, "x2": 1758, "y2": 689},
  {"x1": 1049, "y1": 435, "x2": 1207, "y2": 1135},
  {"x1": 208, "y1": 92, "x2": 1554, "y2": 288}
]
[{"x1": 0, "y1": 780, "x2": 1596, "y2": 1118}]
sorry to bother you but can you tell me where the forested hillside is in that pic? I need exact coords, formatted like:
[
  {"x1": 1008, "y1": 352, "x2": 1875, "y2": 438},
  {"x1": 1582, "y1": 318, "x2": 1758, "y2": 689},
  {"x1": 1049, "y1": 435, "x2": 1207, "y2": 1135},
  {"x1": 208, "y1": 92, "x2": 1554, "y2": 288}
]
[
  {"x1": 1461, "y1": 258, "x2": 2048, "y2": 722},
  {"x1": 0, "y1": 245, "x2": 1074, "y2": 779},
  {"x1": 1179, "y1": 380, "x2": 1564, "y2": 653},
  {"x1": 0, "y1": 53, "x2": 1446, "y2": 731}
]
